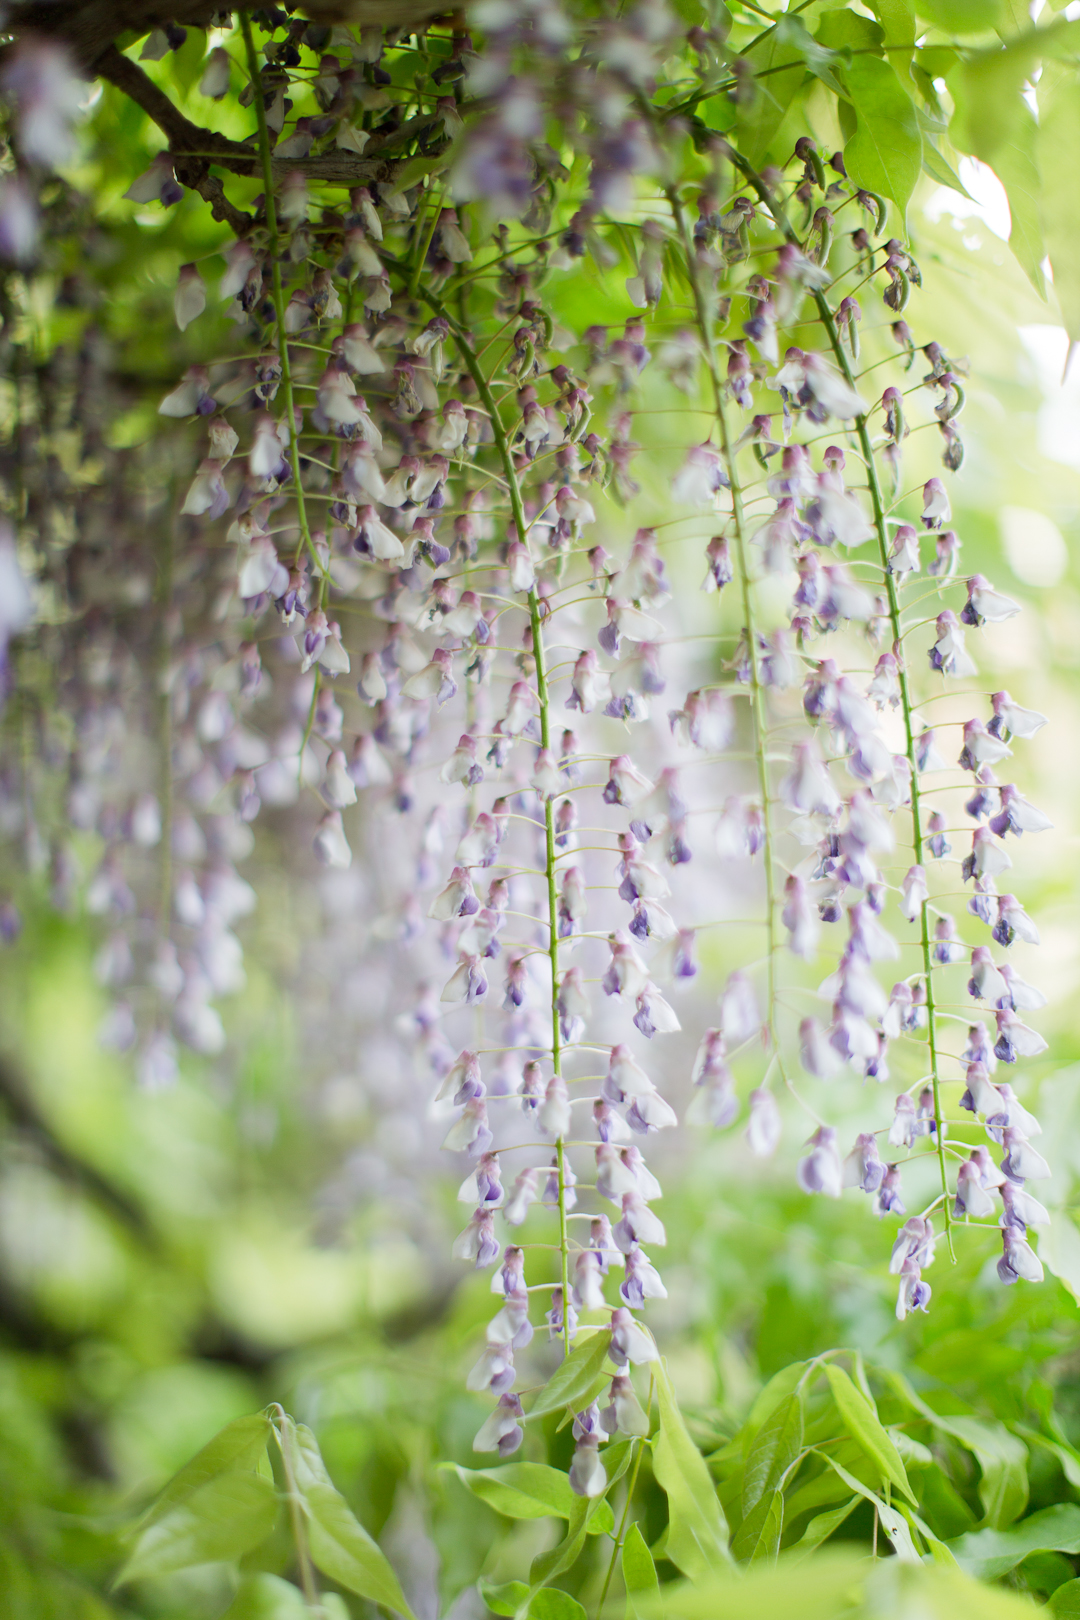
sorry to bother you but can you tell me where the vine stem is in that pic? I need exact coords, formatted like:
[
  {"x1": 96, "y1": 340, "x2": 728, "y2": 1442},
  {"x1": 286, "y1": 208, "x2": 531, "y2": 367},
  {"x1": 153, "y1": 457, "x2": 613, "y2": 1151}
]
[
  {"x1": 239, "y1": 12, "x2": 324, "y2": 588},
  {"x1": 414, "y1": 287, "x2": 572, "y2": 1353},
  {"x1": 665, "y1": 184, "x2": 787, "y2": 1083},
  {"x1": 723, "y1": 149, "x2": 954, "y2": 1254}
]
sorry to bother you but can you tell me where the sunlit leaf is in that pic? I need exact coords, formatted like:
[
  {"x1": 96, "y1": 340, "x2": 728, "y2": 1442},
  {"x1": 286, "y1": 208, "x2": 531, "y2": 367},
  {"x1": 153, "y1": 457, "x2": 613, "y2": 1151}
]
[
  {"x1": 841, "y1": 57, "x2": 922, "y2": 223},
  {"x1": 282, "y1": 1420, "x2": 416, "y2": 1620},
  {"x1": 652, "y1": 1362, "x2": 729, "y2": 1580},
  {"x1": 741, "y1": 1393, "x2": 802, "y2": 1519},
  {"x1": 126, "y1": 1412, "x2": 273, "y2": 1536},
  {"x1": 479, "y1": 1578, "x2": 530, "y2": 1617},
  {"x1": 221, "y1": 1573, "x2": 309, "y2": 1619},
  {"x1": 529, "y1": 1590, "x2": 587, "y2": 1620},
  {"x1": 445, "y1": 1463, "x2": 613, "y2": 1535},
  {"x1": 528, "y1": 1331, "x2": 612, "y2": 1420},
  {"x1": 623, "y1": 1521, "x2": 661, "y2": 1617},
  {"x1": 824, "y1": 1366, "x2": 916, "y2": 1506},
  {"x1": 115, "y1": 1470, "x2": 278, "y2": 1584}
]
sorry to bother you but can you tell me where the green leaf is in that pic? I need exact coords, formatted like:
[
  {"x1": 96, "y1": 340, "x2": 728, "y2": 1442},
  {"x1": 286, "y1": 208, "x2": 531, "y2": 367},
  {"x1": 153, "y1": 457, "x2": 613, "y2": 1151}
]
[
  {"x1": 943, "y1": 1417, "x2": 1028, "y2": 1528},
  {"x1": 528, "y1": 1331, "x2": 612, "y2": 1420},
  {"x1": 622, "y1": 1521, "x2": 660, "y2": 1616},
  {"x1": 921, "y1": 137, "x2": 974, "y2": 198},
  {"x1": 479, "y1": 1578, "x2": 530, "y2": 1617},
  {"x1": 529, "y1": 1497, "x2": 591, "y2": 1590},
  {"x1": 652, "y1": 1361, "x2": 729, "y2": 1579},
  {"x1": 741, "y1": 1364, "x2": 805, "y2": 1452},
  {"x1": 221, "y1": 1574, "x2": 309, "y2": 1620},
  {"x1": 115, "y1": 1470, "x2": 279, "y2": 1584},
  {"x1": 842, "y1": 57, "x2": 922, "y2": 224},
  {"x1": 813, "y1": 1452, "x2": 920, "y2": 1563},
  {"x1": 731, "y1": 1490, "x2": 783, "y2": 1564},
  {"x1": 529, "y1": 1591, "x2": 587, "y2": 1620},
  {"x1": 948, "y1": 1503, "x2": 1080, "y2": 1579},
  {"x1": 741, "y1": 1393, "x2": 803, "y2": 1519},
  {"x1": 284, "y1": 1421, "x2": 416, "y2": 1620},
  {"x1": 985, "y1": 104, "x2": 1048, "y2": 297},
  {"x1": 788, "y1": 1497, "x2": 859, "y2": 1561},
  {"x1": 127, "y1": 1413, "x2": 273, "y2": 1536},
  {"x1": 1052, "y1": 1579, "x2": 1080, "y2": 1617},
  {"x1": 824, "y1": 1366, "x2": 916, "y2": 1506},
  {"x1": 916, "y1": 0, "x2": 1003, "y2": 31},
  {"x1": 444, "y1": 1463, "x2": 613, "y2": 1535},
  {"x1": 867, "y1": 0, "x2": 917, "y2": 84},
  {"x1": 1038, "y1": 1208, "x2": 1080, "y2": 1303},
  {"x1": 948, "y1": 22, "x2": 1080, "y2": 163}
]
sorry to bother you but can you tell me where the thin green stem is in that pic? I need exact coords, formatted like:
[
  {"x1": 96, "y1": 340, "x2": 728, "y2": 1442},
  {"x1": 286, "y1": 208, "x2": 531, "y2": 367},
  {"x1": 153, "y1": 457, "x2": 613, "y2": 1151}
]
[
  {"x1": 238, "y1": 12, "x2": 324, "y2": 587},
  {"x1": 666, "y1": 184, "x2": 787, "y2": 1083},
  {"x1": 730, "y1": 154, "x2": 954, "y2": 1253}
]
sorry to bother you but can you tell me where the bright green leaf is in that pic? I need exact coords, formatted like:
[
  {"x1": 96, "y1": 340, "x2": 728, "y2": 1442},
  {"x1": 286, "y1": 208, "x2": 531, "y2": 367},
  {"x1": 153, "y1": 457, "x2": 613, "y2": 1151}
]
[
  {"x1": 529, "y1": 1590, "x2": 587, "y2": 1620},
  {"x1": 824, "y1": 1366, "x2": 916, "y2": 1506},
  {"x1": 1052, "y1": 1578, "x2": 1080, "y2": 1617},
  {"x1": 652, "y1": 1362, "x2": 729, "y2": 1580},
  {"x1": 842, "y1": 57, "x2": 922, "y2": 224},
  {"x1": 921, "y1": 138, "x2": 974, "y2": 198},
  {"x1": 528, "y1": 1331, "x2": 612, "y2": 1420},
  {"x1": 741, "y1": 1363, "x2": 805, "y2": 1452},
  {"x1": 479, "y1": 1578, "x2": 530, "y2": 1617},
  {"x1": 529, "y1": 1497, "x2": 591, "y2": 1590},
  {"x1": 731, "y1": 1489, "x2": 782, "y2": 1565},
  {"x1": 115, "y1": 1470, "x2": 279, "y2": 1585},
  {"x1": 282, "y1": 1420, "x2": 416, "y2": 1620},
  {"x1": 221, "y1": 1574, "x2": 309, "y2": 1620},
  {"x1": 916, "y1": 0, "x2": 1003, "y2": 31},
  {"x1": 867, "y1": 0, "x2": 917, "y2": 85},
  {"x1": 622, "y1": 1521, "x2": 660, "y2": 1616},
  {"x1": 948, "y1": 1503, "x2": 1080, "y2": 1580},
  {"x1": 741, "y1": 1393, "x2": 802, "y2": 1519},
  {"x1": 127, "y1": 1412, "x2": 273, "y2": 1537},
  {"x1": 988, "y1": 105, "x2": 1047, "y2": 298},
  {"x1": 444, "y1": 1463, "x2": 614, "y2": 1535}
]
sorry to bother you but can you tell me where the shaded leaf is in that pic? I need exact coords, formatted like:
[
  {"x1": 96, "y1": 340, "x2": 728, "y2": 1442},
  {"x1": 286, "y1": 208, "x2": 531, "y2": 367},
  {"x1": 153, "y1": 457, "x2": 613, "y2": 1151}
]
[
  {"x1": 788, "y1": 1497, "x2": 859, "y2": 1561},
  {"x1": 814, "y1": 1452, "x2": 919, "y2": 1563},
  {"x1": 943, "y1": 1416, "x2": 1028, "y2": 1529},
  {"x1": 529, "y1": 1331, "x2": 612, "y2": 1420},
  {"x1": 948, "y1": 1503, "x2": 1080, "y2": 1579},
  {"x1": 445, "y1": 1463, "x2": 613, "y2": 1535},
  {"x1": 652, "y1": 1361, "x2": 729, "y2": 1579},
  {"x1": 824, "y1": 1366, "x2": 916, "y2": 1506}
]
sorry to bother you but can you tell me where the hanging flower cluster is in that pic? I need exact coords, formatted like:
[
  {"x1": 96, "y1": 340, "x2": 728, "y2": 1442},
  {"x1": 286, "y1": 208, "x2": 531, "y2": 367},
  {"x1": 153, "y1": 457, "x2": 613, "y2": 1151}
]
[{"x1": 0, "y1": 0, "x2": 1055, "y2": 1484}]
